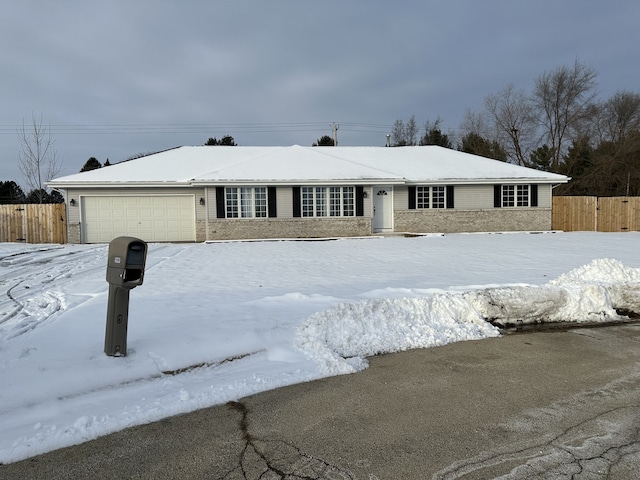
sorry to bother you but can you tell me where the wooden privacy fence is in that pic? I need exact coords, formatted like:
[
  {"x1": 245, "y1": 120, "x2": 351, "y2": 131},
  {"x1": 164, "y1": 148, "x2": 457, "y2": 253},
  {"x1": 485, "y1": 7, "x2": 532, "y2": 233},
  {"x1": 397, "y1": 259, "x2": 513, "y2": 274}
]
[
  {"x1": 3, "y1": 199, "x2": 637, "y2": 242},
  {"x1": 553, "y1": 196, "x2": 640, "y2": 232},
  {"x1": 0, "y1": 203, "x2": 67, "y2": 244}
]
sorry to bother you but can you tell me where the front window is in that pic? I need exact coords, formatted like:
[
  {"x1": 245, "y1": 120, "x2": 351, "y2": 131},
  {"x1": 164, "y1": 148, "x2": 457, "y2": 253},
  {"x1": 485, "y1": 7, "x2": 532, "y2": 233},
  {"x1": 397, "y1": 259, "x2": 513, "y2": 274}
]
[
  {"x1": 302, "y1": 186, "x2": 355, "y2": 217},
  {"x1": 226, "y1": 187, "x2": 267, "y2": 218},
  {"x1": 502, "y1": 185, "x2": 529, "y2": 207},
  {"x1": 416, "y1": 186, "x2": 446, "y2": 209},
  {"x1": 516, "y1": 185, "x2": 529, "y2": 207}
]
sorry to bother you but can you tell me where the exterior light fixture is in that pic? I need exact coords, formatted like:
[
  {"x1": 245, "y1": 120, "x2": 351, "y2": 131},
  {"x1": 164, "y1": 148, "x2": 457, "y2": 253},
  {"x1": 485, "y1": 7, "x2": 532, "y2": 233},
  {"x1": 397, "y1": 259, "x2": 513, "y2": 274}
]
[
  {"x1": 199, "y1": 198, "x2": 205, "y2": 206},
  {"x1": 70, "y1": 199, "x2": 77, "y2": 206}
]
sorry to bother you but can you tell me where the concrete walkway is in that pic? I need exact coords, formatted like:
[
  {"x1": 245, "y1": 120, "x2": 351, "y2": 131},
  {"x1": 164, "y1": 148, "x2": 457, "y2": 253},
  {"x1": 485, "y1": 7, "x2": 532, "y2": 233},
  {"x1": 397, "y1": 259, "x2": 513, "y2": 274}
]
[{"x1": 2, "y1": 323, "x2": 640, "y2": 479}]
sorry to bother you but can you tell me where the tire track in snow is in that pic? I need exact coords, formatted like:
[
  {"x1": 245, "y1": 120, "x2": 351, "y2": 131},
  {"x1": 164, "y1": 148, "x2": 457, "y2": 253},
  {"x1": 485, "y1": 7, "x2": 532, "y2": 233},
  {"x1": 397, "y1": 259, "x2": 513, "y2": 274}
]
[
  {"x1": 0, "y1": 244, "x2": 174, "y2": 341},
  {"x1": 0, "y1": 246, "x2": 106, "y2": 332}
]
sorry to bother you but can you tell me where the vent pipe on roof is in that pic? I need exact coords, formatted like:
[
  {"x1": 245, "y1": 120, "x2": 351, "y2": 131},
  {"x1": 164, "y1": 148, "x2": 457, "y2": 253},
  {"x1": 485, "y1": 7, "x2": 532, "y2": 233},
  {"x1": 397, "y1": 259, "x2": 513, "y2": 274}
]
[
  {"x1": 332, "y1": 123, "x2": 339, "y2": 146},
  {"x1": 386, "y1": 134, "x2": 391, "y2": 147}
]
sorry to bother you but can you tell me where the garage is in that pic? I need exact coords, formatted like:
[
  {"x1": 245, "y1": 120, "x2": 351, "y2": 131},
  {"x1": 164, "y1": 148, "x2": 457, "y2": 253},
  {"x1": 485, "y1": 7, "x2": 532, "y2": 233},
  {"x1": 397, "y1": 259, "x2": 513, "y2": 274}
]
[{"x1": 81, "y1": 195, "x2": 196, "y2": 243}]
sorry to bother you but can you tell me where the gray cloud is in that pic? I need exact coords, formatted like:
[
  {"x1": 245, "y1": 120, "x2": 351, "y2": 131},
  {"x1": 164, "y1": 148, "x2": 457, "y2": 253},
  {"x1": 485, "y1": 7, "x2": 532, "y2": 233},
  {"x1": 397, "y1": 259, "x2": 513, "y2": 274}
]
[{"x1": 1, "y1": 0, "x2": 639, "y2": 183}]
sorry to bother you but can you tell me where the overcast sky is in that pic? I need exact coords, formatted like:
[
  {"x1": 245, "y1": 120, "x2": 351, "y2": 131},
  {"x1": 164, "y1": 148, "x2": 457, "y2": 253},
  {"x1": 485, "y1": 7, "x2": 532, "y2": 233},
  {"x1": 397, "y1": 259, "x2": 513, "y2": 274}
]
[{"x1": 1, "y1": 1, "x2": 638, "y2": 184}]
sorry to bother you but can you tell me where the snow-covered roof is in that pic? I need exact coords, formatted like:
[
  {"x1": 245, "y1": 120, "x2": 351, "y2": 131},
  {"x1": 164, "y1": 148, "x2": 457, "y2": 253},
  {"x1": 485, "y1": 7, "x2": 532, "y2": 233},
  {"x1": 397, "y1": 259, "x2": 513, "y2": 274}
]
[{"x1": 48, "y1": 145, "x2": 569, "y2": 187}]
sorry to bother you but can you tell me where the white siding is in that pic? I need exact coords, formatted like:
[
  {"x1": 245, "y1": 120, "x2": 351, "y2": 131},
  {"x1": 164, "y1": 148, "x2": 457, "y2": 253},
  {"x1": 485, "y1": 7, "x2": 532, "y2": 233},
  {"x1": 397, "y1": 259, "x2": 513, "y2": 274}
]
[
  {"x1": 277, "y1": 187, "x2": 293, "y2": 218},
  {"x1": 455, "y1": 185, "x2": 495, "y2": 209},
  {"x1": 538, "y1": 184, "x2": 552, "y2": 208},
  {"x1": 394, "y1": 186, "x2": 408, "y2": 210}
]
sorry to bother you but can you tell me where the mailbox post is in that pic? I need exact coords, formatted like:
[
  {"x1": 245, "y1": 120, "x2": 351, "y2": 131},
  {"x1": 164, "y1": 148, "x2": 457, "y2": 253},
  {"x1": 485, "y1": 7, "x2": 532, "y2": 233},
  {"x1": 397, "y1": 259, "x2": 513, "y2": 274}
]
[{"x1": 105, "y1": 236, "x2": 147, "y2": 356}]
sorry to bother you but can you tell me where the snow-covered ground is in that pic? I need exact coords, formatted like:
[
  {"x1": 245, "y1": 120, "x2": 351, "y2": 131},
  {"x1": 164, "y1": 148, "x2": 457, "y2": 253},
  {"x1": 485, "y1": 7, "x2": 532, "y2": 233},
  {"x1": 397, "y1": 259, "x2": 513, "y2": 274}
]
[{"x1": 1, "y1": 232, "x2": 639, "y2": 464}]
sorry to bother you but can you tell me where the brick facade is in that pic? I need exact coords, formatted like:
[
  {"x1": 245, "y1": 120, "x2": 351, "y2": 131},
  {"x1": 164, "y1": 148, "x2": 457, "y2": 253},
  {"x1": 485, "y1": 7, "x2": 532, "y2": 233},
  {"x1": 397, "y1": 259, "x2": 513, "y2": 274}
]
[
  {"x1": 67, "y1": 223, "x2": 81, "y2": 244},
  {"x1": 207, "y1": 217, "x2": 372, "y2": 240},
  {"x1": 394, "y1": 208, "x2": 553, "y2": 233}
]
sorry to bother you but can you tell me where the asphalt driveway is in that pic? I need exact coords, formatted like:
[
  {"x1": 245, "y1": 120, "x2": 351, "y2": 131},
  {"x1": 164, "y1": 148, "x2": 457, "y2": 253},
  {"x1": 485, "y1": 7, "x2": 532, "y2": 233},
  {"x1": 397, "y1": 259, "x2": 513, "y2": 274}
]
[{"x1": 2, "y1": 323, "x2": 639, "y2": 479}]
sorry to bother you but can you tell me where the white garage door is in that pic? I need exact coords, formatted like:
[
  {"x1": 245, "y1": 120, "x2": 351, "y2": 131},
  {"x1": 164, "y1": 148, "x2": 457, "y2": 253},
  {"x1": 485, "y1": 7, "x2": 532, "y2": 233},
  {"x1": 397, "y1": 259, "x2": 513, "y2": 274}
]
[{"x1": 82, "y1": 195, "x2": 196, "y2": 243}]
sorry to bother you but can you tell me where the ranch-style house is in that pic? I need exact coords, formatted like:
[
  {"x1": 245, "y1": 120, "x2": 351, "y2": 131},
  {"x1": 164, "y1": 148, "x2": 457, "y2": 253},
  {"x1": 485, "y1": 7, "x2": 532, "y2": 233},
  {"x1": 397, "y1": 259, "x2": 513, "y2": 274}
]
[{"x1": 47, "y1": 145, "x2": 569, "y2": 243}]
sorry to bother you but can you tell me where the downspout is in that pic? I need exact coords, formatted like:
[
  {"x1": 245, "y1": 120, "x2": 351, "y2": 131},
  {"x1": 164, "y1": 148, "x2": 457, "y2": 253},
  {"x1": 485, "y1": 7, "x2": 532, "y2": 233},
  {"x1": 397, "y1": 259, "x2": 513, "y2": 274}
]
[{"x1": 204, "y1": 186, "x2": 209, "y2": 241}]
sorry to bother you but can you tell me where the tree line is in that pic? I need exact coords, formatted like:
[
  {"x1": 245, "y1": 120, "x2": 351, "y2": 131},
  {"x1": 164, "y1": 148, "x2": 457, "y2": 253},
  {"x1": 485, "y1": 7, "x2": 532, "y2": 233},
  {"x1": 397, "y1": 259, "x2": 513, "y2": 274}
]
[
  {"x1": 0, "y1": 180, "x2": 63, "y2": 204},
  {"x1": 392, "y1": 60, "x2": 640, "y2": 197}
]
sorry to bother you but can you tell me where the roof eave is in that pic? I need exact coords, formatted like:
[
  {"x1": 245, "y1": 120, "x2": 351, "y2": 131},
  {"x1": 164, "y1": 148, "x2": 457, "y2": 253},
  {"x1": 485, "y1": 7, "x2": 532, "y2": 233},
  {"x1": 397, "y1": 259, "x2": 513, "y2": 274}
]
[
  {"x1": 49, "y1": 176, "x2": 569, "y2": 189},
  {"x1": 190, "y1": 178, "x2": 405, "y2": 186},
  {"x1": 405, "y1": 177, "x2": 569, "y2": 185},
  {"x1": 46, "y1": 181, "x2": 193, "y2": 188}
]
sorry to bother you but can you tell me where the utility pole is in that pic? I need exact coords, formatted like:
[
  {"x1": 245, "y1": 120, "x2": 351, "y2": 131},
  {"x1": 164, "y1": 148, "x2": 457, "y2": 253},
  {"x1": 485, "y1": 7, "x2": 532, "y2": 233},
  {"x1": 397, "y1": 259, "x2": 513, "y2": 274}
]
[{"x1": 332, "y1": 123, "x2": 339, "y2": 146}]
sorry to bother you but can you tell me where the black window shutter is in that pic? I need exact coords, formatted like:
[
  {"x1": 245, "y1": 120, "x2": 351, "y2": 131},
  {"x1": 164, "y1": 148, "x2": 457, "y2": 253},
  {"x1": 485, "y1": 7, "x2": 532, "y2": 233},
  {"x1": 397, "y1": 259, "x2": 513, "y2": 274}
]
[
  {"x1": 268, "y1": 187, "x2": 277, "y2": 217},
  {"x1": 494, "y1": 185, "x2": 502, "y2": 208},
  {"x1": 446, "y1": 185, "x2": 454, "y2": 209},
  {"x1": 292, "y1": 187, "x2": 301, "y2": 217},
  {"x1": 530, "y1": 184, "x2": 538, "y2": 207},
  {"x1": 355, "y1": 186, "x2": 364, "y2": 216},
  {"x1": 408, "y1": 186, "x2": 416, "y2": 209},
  {"x1": 216, "y1": 187, "x2": 225, "y2": 218}
]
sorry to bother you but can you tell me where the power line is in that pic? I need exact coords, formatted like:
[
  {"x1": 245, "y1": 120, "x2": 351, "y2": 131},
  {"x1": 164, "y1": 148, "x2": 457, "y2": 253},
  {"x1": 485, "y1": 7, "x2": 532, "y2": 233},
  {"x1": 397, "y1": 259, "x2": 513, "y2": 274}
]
[{"x1": 0, "y1": 121, "x2": 394, "y2": 136}]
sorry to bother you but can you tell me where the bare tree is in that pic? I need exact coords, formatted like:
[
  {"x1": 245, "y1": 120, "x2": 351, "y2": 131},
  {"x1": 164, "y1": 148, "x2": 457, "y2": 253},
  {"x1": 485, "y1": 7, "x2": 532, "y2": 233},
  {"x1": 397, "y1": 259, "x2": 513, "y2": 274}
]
[
  {"x1": 532, "y1": 59, "x2": 598, "y2": 170},
  {"x1": 18, "y1": 114, "x2": 61, "y2": 203},
  {"x1": 484, "y1": 84, "x2": 537, "y2": 166},
  {"x1": 405, "y1": 115, "x2": 418, "y2": 146},
  {"x1": 391, "y1": 115, "x2": 418, "y2": 146},
  {"x1": 460, "y1": 108, "x2": 491, "y2": 138},
  {"x1": 391, "y1": 119, "x2": 407, "y2": 146},
  {"x1": 595, "y1": 90, "x2": 640, "y2": 143},
  {"x1": 459, "y1": 109, "x2": 508, "y2": 159}
]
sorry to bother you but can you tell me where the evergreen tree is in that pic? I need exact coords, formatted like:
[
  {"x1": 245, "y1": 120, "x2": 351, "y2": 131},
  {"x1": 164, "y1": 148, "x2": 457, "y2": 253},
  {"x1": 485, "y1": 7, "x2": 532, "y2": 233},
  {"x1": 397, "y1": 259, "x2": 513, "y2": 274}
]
[
  {"x1": 25, "y1": 188, "x2": 51, "y2": 203},
  {"x1": 49, "y1": 189, "x2": 65, "y2": 203},
  {"x1": 205, "y1": 135, "x2": 237, "y2": 146},
  {"x1": 80, "y1": 157, "x2": 102, "y2": 172},
  {"x1": 24, "y1": 188, "x2": 65, "y2": 204},
  {"x1": 420, "y1": 119, "x2": 452, "y2": 148},
  {"x1": 459, "y1": 132, "x2": 507, "y2": 161},
  {"x1": 529, "y1": 145, "x2": 555, "y2": 171},
  {"x1": 312, "y1": 135, "x2": 335, "y2": 146},
  {"x1": 0, "y1": 181, "x2": 26, "y2": 204},
  {"x1": 555, "y1": 136, "x2": 594, "y2": 195}
]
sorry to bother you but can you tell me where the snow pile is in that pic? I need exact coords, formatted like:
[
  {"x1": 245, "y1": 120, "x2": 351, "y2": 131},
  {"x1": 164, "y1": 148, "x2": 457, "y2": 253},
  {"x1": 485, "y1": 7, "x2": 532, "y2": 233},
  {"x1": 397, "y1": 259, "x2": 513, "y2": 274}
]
[
  {"x1": 465, "y1": 284, "x2": 619, "y2": 326},
  {"x1": 297, "y1": 259, "x2": 640, "y2": 368},
  {"x1": 551, "y1": 258, "x2": 640, "y2": 316},
  {"x1": 466, "y1": 259, "x2": 640, "y2": 327},
  {"x1": 296, "y1": 295, "x2": 500, "y2": 374},
  {"x1": 549, "y1": 258, "x2": 640, "y2": 285}
]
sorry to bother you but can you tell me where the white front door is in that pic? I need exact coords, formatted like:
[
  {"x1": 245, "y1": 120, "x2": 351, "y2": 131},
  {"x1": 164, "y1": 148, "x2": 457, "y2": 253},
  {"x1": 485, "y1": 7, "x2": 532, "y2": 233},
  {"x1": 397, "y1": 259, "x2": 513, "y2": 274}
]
[{"x1": 372, "y1": 186, "x2": 393, "y2": 232}]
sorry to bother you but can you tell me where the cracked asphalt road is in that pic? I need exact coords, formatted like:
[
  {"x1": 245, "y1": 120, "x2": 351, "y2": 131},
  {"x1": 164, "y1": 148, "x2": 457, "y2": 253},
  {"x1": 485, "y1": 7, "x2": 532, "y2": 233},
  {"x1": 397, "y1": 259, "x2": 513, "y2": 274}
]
[{"x1": 2, "y1": 323, "x2": 639, "y2": 479}]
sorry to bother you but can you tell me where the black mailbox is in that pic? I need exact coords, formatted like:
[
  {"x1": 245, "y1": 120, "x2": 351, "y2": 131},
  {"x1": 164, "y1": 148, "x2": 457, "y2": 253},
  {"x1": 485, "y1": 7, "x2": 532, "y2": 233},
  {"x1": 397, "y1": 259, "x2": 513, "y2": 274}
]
[{"x1": 104, "y1": 236, "x2": 147, "y2": 356}]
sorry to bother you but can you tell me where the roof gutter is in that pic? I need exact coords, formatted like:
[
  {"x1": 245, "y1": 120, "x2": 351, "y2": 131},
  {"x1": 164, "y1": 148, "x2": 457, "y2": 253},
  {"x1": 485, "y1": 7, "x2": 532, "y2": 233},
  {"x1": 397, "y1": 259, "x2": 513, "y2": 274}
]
[
  {"x1": 48, "y1": 176, "x2": 569, "y2": 189},
  {"x1": 407, "y1": 177, "x2": 569, "y2": 185},
  {"x1": 46, "y1": 181, "x2": 194, "y2": 188},
  {"x1": 189, "y1": 178, "x2": 405, "y2": 187}
]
